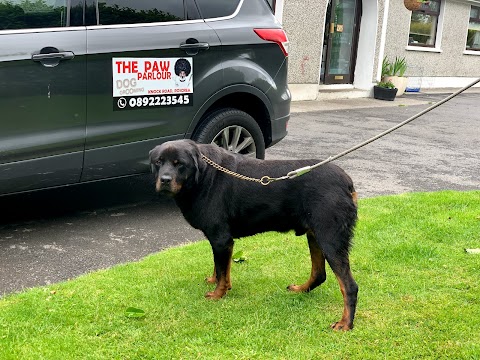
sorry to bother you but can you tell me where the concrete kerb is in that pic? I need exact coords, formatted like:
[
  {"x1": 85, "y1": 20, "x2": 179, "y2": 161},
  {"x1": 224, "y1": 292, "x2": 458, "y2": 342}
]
[{"x1": 290, "y1": 96, "x2": 429, "y2": 113}]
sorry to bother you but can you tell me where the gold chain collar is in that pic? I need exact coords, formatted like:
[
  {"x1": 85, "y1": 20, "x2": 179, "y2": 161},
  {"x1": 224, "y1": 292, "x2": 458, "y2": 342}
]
[{"x1": 201, "y1": 154, "x2": 276, "y2": 185}]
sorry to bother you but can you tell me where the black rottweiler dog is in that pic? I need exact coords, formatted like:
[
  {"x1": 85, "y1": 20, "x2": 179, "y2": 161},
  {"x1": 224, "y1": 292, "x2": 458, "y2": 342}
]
[{"x1": 150, "y1": 140, "x2": 358, "y2": 330}]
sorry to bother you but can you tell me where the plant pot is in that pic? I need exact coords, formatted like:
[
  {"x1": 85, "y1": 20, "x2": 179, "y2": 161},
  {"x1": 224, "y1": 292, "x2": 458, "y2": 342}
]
[
  {"x1": 373, "y1": 86, "x2": 398, "y2": 101},
  {"x1": 383, "y1": 76, "x2": 408, "y2": 96},
  {"x1": 404, "y1": 0, "x2": 426, "y2": 11}
]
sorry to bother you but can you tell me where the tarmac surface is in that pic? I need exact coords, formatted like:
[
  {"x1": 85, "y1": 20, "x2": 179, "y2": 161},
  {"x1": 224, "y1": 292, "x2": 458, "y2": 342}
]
[{"x1": 1, "y1": 90, "x2": 479, "y2": 296}]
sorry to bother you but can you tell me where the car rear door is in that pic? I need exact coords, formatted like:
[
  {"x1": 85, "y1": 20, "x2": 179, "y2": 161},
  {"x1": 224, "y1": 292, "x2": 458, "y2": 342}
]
[
  {"x1": 82, "y1": 0, "x2": 222, "y2": 181},
  {"x1": 0, "y1": 0, "x2": 87, "y2": 195}
]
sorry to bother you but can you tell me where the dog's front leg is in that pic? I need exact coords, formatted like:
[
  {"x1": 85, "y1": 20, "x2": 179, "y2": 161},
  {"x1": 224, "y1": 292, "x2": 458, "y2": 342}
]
[{"x1": 205, "y1": 235, "x2": 234, "y2": 299}]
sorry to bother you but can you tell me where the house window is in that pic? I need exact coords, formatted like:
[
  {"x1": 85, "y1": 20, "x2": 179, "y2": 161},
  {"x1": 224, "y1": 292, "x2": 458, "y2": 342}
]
[
  {"x1": 408, "y1": 0, "x2": 441, "y2": 47},
  {"x1": 466, "y1": 6, "x2": 480, "y2": 51}
]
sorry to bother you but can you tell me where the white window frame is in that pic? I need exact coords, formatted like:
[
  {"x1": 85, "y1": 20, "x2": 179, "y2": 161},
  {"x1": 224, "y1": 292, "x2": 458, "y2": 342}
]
[
  {"x1": 464, "y1": 4, "x2": 480, "y2": 55},
  {"x1": 406, "y1": 0, "x2": 445, "y2": 53}
]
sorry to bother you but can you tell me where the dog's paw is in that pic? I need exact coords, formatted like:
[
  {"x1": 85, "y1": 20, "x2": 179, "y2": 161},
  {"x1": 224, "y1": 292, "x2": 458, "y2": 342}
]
[
  {"x1": 330, "y1": 321, "x2": 353, "y2": 331},
  {"x1": 287, "y1": 284, "x2": 306, "y2": 292},
  {"x1": 205, "y1": 291, "x2": 224, "y2": 300},
  {"x1": 205, "y1": 276, "x2": 217, "y2": 284}
]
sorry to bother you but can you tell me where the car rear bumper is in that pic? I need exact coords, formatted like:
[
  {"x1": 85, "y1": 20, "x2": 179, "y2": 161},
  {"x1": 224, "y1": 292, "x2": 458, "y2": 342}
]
[
  {"x1": 268, "y1": 83, "x2": 290, "y2": 147},
  {"x1": 269, "y1": 113, "x2": 289, "y2": 147}
]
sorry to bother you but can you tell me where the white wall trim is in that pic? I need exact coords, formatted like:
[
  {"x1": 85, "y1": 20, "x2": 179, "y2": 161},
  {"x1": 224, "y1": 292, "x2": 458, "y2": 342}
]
[
  {"x1": 376, "y1": 0, "x2": 389, "y2": 82},
  {"x1": 408, "y1": 76, "x2": 480, "y2": 88},
  {"x1": 353, "y1": 0, "x2": 379, "y2": 89},
  {"x1": 406, "y1": 46, "x2": 443, "y2": 53},
  {"x1": 450, "y1": 0, "x2": 480, "y2": 5},
  {"x1": 289, "y1": 84, "x2": 319, "y2": 101}
]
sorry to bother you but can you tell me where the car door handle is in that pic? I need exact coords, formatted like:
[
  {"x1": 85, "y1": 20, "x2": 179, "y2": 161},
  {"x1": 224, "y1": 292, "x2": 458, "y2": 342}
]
[
  {"x1": 179, "y1": 42, "x2": 210, "y2": 51},
  {"x1": 32, "y1": 51, "x2": 75, "y2": 62}
]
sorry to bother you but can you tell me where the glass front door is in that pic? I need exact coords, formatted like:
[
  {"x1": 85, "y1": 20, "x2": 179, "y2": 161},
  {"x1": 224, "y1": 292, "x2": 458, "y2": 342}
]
[{"x1": 321, "y1": 0, "x2": 361, "y2": 84}]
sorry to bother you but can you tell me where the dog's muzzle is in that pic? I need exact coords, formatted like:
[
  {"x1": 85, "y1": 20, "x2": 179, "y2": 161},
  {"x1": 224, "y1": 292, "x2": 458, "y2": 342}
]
[{"x1": 156, "y1": 174, "x2": 181, "y2": 195}]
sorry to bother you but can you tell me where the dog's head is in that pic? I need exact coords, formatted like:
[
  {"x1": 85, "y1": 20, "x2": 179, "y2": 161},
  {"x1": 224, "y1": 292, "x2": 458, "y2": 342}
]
[{"x1": 149, "y1": 140, "x2": 203, "y2": 196}]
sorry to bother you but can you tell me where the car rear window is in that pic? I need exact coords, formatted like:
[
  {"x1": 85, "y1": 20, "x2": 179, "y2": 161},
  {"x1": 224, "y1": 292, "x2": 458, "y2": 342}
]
[
  {"x1": 194, "y1": 0, "x2": 241, "y2": 19},
  {"x1": 95, "y1": 0, "x2": 184, "y2": 25}
]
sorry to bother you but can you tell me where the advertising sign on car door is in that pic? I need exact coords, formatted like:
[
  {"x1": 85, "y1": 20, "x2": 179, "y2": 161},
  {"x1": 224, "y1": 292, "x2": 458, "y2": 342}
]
[{"x1": 112, "y1": 57, "x2": 193, "y2": 111}]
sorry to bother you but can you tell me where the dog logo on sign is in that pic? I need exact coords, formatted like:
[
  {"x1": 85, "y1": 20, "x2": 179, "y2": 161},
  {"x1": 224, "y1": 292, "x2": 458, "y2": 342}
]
[{"x1": 174, "y1": 58, "x2": 192, "y2": 88}]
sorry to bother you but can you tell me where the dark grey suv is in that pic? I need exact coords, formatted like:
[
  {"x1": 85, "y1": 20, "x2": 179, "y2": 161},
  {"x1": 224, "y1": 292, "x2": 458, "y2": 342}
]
[{"x1": 0, "y1": 0, "x2": 290, "y2": 195}]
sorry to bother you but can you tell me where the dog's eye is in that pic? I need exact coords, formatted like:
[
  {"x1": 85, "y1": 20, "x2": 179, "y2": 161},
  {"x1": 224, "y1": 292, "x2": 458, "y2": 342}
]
[{"x1": 173, "y1": 160, "x2": 181, "y2": 166}]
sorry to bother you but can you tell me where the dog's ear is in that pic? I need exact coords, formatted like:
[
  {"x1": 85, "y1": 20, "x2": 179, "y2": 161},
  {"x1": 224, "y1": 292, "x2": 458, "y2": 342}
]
[
  {"x1": 149, "y1": 146, "x2": 160, "y2": 174},
  {"x1": 187, "y1": 142, "x2": 204, "y2": 183},
  {"x1": 149, "y1": 146, "x2": 158, "y2": 161}
]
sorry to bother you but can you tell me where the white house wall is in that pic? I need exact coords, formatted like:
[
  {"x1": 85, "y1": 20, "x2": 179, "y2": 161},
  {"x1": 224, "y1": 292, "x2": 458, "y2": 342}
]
[
  {"x1": 282, "y1": 0, "x2": 325, "y2": 99},
  {"x1": 375, "y1": 0, "x2": 480, "y2": 87},
  {"x1": 281, "y1": 0, "x2": 480, "y2": 99},
  {"x1": 283, "y1": 0, "x2": 386, "y2": 99}
]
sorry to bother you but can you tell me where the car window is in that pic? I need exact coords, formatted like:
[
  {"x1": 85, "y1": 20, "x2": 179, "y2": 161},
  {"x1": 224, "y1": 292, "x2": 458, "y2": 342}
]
[
  {"x1": 0, "y1": 0, "x2": 83, "y2": 30},
  {"x1": 94, "y1": 0, "x2": 184, "y2": 25},
  {"x1": 185, "y1": 0, "x2": 201, "y2": 21},
  {"x1": 194, "y1": 0, "x2": 241, "y2": 19}
]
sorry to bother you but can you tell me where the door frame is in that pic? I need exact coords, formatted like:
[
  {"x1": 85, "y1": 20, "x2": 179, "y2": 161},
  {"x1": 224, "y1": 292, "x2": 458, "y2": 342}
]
[{"x1": 321, "y1": 0, "x2": 362, "y2": 85}]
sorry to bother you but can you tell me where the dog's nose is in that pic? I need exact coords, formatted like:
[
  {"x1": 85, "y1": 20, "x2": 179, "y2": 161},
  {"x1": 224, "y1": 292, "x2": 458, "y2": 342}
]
[{"x1": 160, "y1": 175, "x2": 172, "y2": 184}]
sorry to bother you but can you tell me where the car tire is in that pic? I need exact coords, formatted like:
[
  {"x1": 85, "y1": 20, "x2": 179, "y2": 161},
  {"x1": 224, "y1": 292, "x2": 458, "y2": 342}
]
[{"x1": 192, "y1": 108, "x2": 266, "y2": 159}]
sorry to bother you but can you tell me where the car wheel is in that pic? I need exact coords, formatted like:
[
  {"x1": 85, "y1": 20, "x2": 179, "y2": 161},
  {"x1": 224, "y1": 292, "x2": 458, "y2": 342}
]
[{"x1": 192, "y1": 108, "x2": 266, "y2": 159}]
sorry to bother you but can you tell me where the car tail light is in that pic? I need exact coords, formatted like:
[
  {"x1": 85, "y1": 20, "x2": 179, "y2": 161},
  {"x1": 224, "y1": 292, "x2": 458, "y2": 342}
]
[{"x1": 254, "y1": 28, "x2": 289, "y2": 57}]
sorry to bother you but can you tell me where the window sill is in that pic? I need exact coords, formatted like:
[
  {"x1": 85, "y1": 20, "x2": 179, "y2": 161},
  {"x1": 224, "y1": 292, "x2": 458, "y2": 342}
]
[
  {"x1": 464, "y1": 50, "x2": 480, "y2": 56},
  {"x1": 406, "y1": 46, "x2": 442, "y2": 53}
]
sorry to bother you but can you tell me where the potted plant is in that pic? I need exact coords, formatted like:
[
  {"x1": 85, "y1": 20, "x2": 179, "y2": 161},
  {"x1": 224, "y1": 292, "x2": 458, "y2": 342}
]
[
  {"x1": 373, "y1": 81, "x2": 398, "y2": 101},
  {"x1": 382, "y1": 56, "x2": 408, "y2": 96},
  {"x1": 404, "y1": 0, "x2": 430, "y2": 11}
]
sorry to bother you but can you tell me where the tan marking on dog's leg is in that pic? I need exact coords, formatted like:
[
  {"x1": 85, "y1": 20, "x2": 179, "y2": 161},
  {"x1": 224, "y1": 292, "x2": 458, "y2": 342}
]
[
  {"x1": 206, "y1": 266, "x2": 216, "y2": 284},
  {"x1": 205, "y1": 268, "x2": 231, "y2": 299},
  {"x1": 206, "y1": 262, "x2": 231, "y2": 288},
  {"x1": 351, "y1": 191, "x2": 358, "y2": 207},
  {"x1": 205, "y1": 243, "x2": 234, "y2": 299},
  {"x1": 331, "y1": 270, "x2": 356, "y2": 331},
  {"x1": 205, "y1": 265, "x2": 216, "y2": 284},
  {"x1": 288, "y1": 231, "x2": 326, "y2": 292},
  {"x1": 225, "y1": 255, "x2": 232, "y2": 290}
]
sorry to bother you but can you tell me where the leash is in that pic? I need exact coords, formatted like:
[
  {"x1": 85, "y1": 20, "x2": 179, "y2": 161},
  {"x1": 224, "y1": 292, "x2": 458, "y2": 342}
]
[
  {"x1": 203, "y1": 78, "x2": 480, "y2": 186},
  {"x1": 201, "y1": 154, "x2": 274, "y2": 185}
]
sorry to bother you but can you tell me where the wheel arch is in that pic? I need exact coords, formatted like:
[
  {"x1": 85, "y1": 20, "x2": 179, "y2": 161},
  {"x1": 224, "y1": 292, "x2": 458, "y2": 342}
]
[{"x1": 186, "y1": 85, "x2": 274, "y2": 147}]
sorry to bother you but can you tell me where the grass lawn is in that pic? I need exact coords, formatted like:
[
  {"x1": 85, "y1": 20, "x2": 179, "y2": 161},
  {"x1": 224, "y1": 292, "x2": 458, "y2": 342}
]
[{"x1": 1, "y1": 191, "x2": 479, "y2": 359}]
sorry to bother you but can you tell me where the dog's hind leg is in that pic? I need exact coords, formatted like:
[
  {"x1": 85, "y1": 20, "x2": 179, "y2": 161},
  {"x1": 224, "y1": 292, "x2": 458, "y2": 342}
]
[
  {"x1": 287, "y1": 231, "x2": 327, "y2": 293},
  {"x1": 206, "y1": 266, "x2": 216, "y2": 284},
  {"x1": 327, "y1": 257, "x2": 358, "y2": 331},
  {"x1": 320, "y1": 232, "x2": 358, "y2": 331}
]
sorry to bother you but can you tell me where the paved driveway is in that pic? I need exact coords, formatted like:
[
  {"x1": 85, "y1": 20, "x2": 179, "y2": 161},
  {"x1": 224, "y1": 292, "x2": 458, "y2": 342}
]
[
  {"x1": 1, "y1": 92, "x2": 479, "y2": 295},
  {"x1": 269, "y1": 92, "x2": 479, "y2": 197}
]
